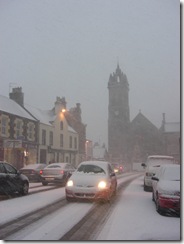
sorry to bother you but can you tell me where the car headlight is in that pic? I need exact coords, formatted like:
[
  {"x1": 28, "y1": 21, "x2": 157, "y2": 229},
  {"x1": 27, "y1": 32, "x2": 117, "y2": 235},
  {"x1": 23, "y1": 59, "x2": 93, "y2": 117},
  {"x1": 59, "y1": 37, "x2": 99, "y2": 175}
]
[
  {"x1": 98, "y1": 181, "x2": 107, "y2": 189},
  {"x1": 67, "y1": 180, "x2": 73, "y2": 187}
]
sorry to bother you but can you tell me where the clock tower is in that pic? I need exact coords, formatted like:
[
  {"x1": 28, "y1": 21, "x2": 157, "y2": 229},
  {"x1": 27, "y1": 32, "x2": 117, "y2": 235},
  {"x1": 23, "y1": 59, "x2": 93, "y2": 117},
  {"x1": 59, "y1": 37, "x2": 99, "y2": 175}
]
[{"x1": 108, "y1": 64, "x2": 130, "y2": 163}]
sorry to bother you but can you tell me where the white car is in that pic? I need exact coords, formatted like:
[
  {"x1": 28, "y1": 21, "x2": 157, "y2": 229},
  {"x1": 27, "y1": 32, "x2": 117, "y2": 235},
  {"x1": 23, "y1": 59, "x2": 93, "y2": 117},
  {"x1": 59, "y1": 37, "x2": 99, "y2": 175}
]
[
  {"x1": 65, "y1": 161, "x2": 117, "y2": 202},
  {"x1": 142, "y1": 155, "x2": 175, "y2": 191},
  {"x1": 152, "y1": 164, "x2": 180, "y2": 216}
]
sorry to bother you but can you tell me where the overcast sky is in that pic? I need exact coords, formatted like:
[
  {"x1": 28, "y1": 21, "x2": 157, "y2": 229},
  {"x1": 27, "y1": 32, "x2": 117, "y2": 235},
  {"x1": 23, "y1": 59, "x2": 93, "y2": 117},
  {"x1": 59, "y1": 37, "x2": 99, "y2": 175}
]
[{"x1": 0, "y1": 0, "x2": 180, "y2": 146}]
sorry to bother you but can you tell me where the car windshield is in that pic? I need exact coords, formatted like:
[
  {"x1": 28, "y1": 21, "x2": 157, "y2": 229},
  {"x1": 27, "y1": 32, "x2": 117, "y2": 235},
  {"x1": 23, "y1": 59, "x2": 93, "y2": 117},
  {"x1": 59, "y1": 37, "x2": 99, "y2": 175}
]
[
  {"x1": 23, "y1": 164, "x2": 45, "y2": 169},
  {"x1": 77, "y1": 164, "x2": 105, "y2": 174},
  {"x1": 162, "y1": 166, "x2": 180, "y2": 181}
]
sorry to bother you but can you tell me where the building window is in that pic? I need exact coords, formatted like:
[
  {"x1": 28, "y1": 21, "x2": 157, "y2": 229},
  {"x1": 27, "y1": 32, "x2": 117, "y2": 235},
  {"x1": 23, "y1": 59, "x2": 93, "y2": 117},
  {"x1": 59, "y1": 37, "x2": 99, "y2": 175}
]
[
  {"x1": 1, "y1": 115, "x2": 9, "y2": 137},
  {"x1": 69, "y1": 136, "x2": 72, "y2": 148},
  {"x1": 14, "y1": 118, "x2": 23, "y2": 139},
  {"x1": 60, "y1": 121, "x2": 63, "y2": 130},
  {"x1": 74, "y1": 137, "x2": 77, "y2": 149},
  {"x1": 60, "y1": 134, "x2": 63, "y2": 147},
  {"x1": 27, "y1": 122, "x2": 35, "y2": 141},
  {"x1": 49, "y1": 131, "x2": 53, "y2": 146},
  {"x1": 42, "y1": 129, "x2": 46, "y2": 145}
]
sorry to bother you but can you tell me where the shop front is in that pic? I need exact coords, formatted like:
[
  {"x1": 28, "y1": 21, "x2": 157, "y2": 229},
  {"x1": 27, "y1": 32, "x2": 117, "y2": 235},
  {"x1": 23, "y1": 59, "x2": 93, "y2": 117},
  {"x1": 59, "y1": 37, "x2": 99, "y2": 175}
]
[{"x1": 3, "y1": 139, "x2": 38, "y2": 169}]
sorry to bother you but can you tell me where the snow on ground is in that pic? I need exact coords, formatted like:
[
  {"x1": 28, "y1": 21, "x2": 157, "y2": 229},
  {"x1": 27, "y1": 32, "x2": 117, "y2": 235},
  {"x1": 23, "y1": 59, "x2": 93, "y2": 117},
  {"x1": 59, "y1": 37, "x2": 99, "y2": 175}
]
[
  {"x1": 0, "y1": 173, "x2": 134, "y2": 225},
  {"x1": 6, "y1": 202, "x2": 93, "y2": 240},
  {"x1": 0, "y1": 173, "x2": 181, "y2": 241},
  {"x1": 96, "y1": 176, "x2": 180, "y2": 241}
]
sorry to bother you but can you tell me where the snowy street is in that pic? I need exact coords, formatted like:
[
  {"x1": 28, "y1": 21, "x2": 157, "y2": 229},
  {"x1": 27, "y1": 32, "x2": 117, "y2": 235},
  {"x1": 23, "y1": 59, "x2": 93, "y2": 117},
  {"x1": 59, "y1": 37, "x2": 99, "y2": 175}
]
[
  {"x1": 96, "y1": 176, "x2": 180, "y2": 241},
  {"x1": 0, "y1": 173, "x2": 180, "y2": 241}
]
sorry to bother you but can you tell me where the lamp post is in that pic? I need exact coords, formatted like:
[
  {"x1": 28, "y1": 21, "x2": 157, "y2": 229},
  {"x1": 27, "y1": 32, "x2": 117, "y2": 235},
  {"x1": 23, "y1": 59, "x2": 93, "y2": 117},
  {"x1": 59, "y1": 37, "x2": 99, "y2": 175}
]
[{"x1": 85, "y1": 140, "x2": 89, "y2": 160}]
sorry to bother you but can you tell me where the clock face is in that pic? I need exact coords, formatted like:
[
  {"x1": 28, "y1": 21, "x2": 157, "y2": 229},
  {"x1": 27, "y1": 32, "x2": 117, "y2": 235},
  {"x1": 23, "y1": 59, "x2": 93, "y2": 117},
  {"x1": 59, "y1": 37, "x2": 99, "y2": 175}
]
[{"x1": 114, "y1": 110, "x2": 119, "y2": 116}]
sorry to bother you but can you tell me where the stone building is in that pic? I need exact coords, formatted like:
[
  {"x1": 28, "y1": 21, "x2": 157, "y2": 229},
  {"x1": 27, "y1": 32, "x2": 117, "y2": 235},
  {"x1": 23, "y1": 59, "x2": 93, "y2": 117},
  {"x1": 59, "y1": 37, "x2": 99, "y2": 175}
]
[
  {"x1": 25, "y1": 96, "x2": 79, "y2": 166},
  {"x1": 160, "y1": 113, "x2": 180, "y2": 163},
  {"x1": 65, "y1": 103, "x2": 87, "y2": 163},
  {"x1": 108, "y1": 65, "x2": 180, "y2": 167},
  {"x1": 0, "y1": 89, "x2": 38, "y2": 169},
  {"x1": 0, "y1": 87, "x2": 85, "y2": 168}
]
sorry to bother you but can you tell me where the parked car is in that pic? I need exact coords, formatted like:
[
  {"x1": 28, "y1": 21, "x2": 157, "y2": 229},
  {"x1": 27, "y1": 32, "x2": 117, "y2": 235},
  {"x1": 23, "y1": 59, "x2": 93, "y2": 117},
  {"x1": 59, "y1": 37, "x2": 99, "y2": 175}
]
[
  {"x1": 142, "y1": 155, "x2": 175, "y2": 191},
  {"x1": 20, "y1": 163, "x2": 47, "y2": 182},
  {"x1": 40, "y1": 162, "x2": 75, "y2": 186},
  {"x1": 0, "y1": 161, "x2": 29, "y2": 196},
  {"x1": 112, "y1": 163, "x2": 123, "y2": 174},
  {"x1": 65, "y1": 160, "x2": 117, "y2": 202},
  {"x1": 152, "y1": 164, "x2": 180, "y2": 216}
]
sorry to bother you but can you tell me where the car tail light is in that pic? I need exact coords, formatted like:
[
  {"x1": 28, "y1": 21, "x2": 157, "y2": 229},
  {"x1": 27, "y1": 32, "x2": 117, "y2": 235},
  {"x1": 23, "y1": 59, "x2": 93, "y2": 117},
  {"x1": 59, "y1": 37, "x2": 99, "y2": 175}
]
[
  {"x1": 40, "y1": 170, "x2": 43, "y2": 175},
  {"x1": 60, "y1": 170, "x2": 64, "y2": 174}
]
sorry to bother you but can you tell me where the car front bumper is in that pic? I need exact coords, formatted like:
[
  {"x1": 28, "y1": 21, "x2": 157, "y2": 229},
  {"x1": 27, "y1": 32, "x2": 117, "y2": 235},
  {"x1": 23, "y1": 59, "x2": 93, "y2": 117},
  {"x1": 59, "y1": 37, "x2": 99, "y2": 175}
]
[{"x1": 65, "y1": 187, "x2": 110, "y2": 201}]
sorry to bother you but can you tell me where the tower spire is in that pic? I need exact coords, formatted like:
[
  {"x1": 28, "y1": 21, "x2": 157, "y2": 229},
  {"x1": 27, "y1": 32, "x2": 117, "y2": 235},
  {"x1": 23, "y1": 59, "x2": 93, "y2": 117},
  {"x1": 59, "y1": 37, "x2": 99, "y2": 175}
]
[{"x1": 117, "y1": 56, "x2": 119, "y2": 68}]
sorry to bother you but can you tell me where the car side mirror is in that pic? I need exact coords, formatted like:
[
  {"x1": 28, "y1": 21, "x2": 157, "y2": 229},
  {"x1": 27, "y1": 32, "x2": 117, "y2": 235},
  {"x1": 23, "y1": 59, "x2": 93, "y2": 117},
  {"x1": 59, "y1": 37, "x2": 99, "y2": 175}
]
[
  {"x1": 110, "y1": 172, "x2": 115, "y2": 177},
  {"x1": 152, "y1": 176, "x2": 159, "y2": 181},
  {"x1": 141, "y1": 163, "x2": 146, "y2": 167}
]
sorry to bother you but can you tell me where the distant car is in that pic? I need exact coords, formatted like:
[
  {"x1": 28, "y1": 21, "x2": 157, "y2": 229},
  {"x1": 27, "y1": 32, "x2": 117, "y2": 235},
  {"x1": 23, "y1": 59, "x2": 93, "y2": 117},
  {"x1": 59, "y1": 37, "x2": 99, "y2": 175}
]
[
  {"x1": 112, "y1": 163, "x2": 123, "y2": 174},
  {"x1": 40, "y1": 162, "x2": 75, "y2": 186},
  {"x1": 20, "y1": 163, "x2": 47, "y2": 182},
  {"x1": 152, "y1": 164, "x2": 180, "y2": 216},
  {"x1": 143, "y1": 155, "x2": 175, "y2": 191},
  {"x1": 65, "y1": 160, "x2": 117, "y2": 202},
  {"x1": 0, "y1": 161, "x2": 29, "y2": 196}
]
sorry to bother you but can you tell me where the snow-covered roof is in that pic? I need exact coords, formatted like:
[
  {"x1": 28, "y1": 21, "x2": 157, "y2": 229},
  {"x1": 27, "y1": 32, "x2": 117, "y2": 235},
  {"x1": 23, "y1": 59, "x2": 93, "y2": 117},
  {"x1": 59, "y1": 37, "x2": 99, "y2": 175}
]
[
  {"x1": 0, "y1": 95, "x2": 36, "y2": 121},
  {"x1": 68, "y1": 125, "x2": 77, "y2": 134},
  {"x1": 164, "y1": 122, "x2": 180, "y2": 133},
  {"x1": 25, "y1": 104, "x2": 77, "y2": 133},
  {"x1": 24, "y1": 104, "x2": 55, "y2": 126}
]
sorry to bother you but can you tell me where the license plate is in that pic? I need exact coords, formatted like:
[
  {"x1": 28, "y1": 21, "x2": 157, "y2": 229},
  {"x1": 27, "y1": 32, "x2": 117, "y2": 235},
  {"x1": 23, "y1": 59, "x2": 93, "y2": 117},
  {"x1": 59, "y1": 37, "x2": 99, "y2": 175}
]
[{"x1": 45, "y1": 178, "x2": 54, "y2": 181}]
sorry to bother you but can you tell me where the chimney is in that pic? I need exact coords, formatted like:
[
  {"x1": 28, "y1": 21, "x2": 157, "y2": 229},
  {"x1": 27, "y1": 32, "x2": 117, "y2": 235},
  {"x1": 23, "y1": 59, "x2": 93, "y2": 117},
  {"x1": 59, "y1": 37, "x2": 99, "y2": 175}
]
[
  {"x1": 54, "y1": 96, "x2": 66, "y2": 114},
  {"x1": 9, "y1": 87, "x2": 24, "y2": 106}
]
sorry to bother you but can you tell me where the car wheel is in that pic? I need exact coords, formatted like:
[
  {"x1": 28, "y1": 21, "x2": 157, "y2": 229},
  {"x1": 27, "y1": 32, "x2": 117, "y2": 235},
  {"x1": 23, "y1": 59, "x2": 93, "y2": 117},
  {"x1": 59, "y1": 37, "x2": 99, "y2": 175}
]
[
  {"x1": 66, "y1": 196, "x2": 74, "y2": 202},
  {"x1": 20, "y1": 182, "x2": 29, "y2": 195},
  {"x1": 42, "y1": 181, "x2": 48, "y2": 186},
  {"x1": 113, "y1": 187, "x2": 117, "y2": 196},
  {"x1": 144, "y1": 183, "x2": 149, "y2": 192},
  {"x1": 152, "y1": 191, "x2": 155, "y2": 202}
]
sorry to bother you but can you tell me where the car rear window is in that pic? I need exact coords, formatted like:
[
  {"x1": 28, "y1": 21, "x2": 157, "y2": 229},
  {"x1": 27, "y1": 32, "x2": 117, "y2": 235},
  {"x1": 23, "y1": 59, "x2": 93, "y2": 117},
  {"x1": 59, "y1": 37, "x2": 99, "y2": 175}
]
[
  {"x1": 162, "y1": 166, "x2": 180, "y2": 181},
  {"x1": 46, "y1": 165, "x2": 62, "y2": 169},
  {"x1": 148, "y1": 158, "x2": 174, "y2": 166}
]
